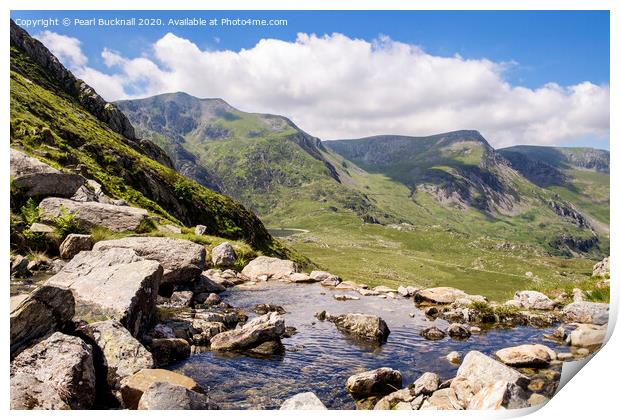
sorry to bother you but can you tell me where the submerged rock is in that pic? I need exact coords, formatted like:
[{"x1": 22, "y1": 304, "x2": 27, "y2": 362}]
[
  {"x1": 446, "y1": 351, "x2": 461, "y2": 364},
  {"x1": 93, "y1": 237, "x2": 206, "y2": 285},
  {"x1": 10, "y1": 285, "x2": 75, "y2": 358},
  {"x1": 280, "y1": 392, "x2": 327, "y2": 410},
  {"x1": 421, "y1": 326, "x2": 446, "y2": 341},
  {"x1": 330, "y1": 313, "x2": 390, "y2": 343},
  {"x1": 346, "y1": 367, "x2": 403, "y2": 399},
  {"x1": 46, "y1": 248, "x2": 162, "y2": 337},
  {"x1": 495, "y1": 344, "x2": 556, "y2": 368},
  {"x1": 447, "y1": 323, "x2": 471, "y2": 339},
  {"x1": 10, "y1": 332, "x2": 96, "y2": 410}
]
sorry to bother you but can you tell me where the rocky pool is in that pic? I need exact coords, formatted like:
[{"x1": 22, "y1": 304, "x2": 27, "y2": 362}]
[{"x1": 171, "y1": 282, "x2": 570, "y2": 409}]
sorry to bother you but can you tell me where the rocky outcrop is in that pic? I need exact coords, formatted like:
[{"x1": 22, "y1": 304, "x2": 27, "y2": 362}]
[
  {"x1": 121, "y1": 369, "x2": 203, "y2": 409},
  {"x1": 593, "y1": 257, "x2": 610, "y2": 278},
  {"x1": 495, "y1": 344, "x2": 556, "y2": 368},
  {"x1": 280, "y1": 392, "x2": 327, "y2": 410},
  {"x1": 77, "y1": 320, "x2": 153, "y2": 393},
  {"x1": 46, "y1": 248, "x2": 162, "y2": 336},
  {"x1": 210, "y1": 312, "x2": 285, "y2": 351},
  {"x1": 10, "y1": 285, "x2": 75, "y2": 358},
  {"x1": 39, "y1": 198, "x2": 148, "y2": 232},
  {"x1": 59, "y1": 233, "x2": 93, "y2": 259},
  {"x1": 10, "y1": 149, "x2": 84, "y2": 198},
  {"x1": 346, "y1": 367, "x2": 403, "y2": 399},
  {"x1": 93, "y1": 237, "x2": 206, "y2": 284},
  {"x1": 211, "y1": 242, "x2": 237, "y2": 267},
  {"x1": 10, "y1": 332, "x2": 96, "y2": 410},
  {"x1": 329, "y1": 313, "x2": 390, "y2": 343},
  {"x1": 563, "y1": 301, "x2": 609, "y2": 325},
  {"x1": 241, "y1": 256, "x2": 299, "y2": 280},
  {"x1": 138, "y1": 382, "x2": 218, "y2": 410},
  {"x1": 512, "y1": 291, "x2": 555, "y2": 310}
]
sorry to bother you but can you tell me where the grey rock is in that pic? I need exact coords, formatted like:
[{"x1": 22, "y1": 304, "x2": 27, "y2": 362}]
[
  {"x1": 138, "y1": 382, "x2": 218, "y2": 410},
  {"x1": 513, "y1": 290, "x2": 555, "y2": 310},
  {"x1": 280, "y1": 392, "x2": 327, "y2": 410},
  {"x1": 415, "y1": 287, "x2": 469, "y2": 305},
  {"x1": 46, "y1": 248, "x2": 162, "y2": 337},
  {"x1": 194, "y1": 225, "x2": 208, "y2": 235},
  {"x1": 592, "y1": 257, "x2": 610, "y2": 278},
  {"x1": 420, "y1": 388, "x2": 462, "y2": 410},
  {"x1": 346, "y1": 367, "x2": 403, "y2": 399},
  {"x1": 456, "y1": 351, "x2": 530, "y2": 393},
  {"x1": 414, "y1": 372, "x2": 440, "y2": 395},
  {"x1": 10, "y1": 254, "x2": 30, "y2": 278},
  {"x1": 210, "y1": 312, "x2": 285, "y2": 351},
  {"x1": 10, "y1": 285, "x2": 75, "y2": 358},
  {"x1": 59, "y1": 233, "x2": 93, "y2": 259},
  {"x1": 563, "y1": 301, "x2": 609, "y2": 325},
  {"x1": 467, "y1": 381, "x2": 530, "y2": 410},
  {"x1": 211, "y1": 242, "x2": 237, "y2": 267},
  {"x1": 10, "y1": 332, "x2": 96, "y2": 409},
  {"x1": 421, "y1": 326, "x2": 446, "y2": 340},
  {"x1": 330, "y1": 313, "x2": 390, "y2": 343},
  {"x1": 288, "y1": 272, "x2": 317, "y2": 283},
  {"x1": 77, "y1": 320, "x2": 153, "y2": 390},
  {"x1": 157, "y1": 224, "x2": 182, "y2": 234},
  {"x1": 148, "y1": 338, "x2": 191, "y2": 367},
  {"x1": 241, "y1": 256, "x2": 299, "y2": 280},
  {"x1": 569, "y1": 324, "x2": 607, "y2": 347},
  {"x1": 374, "y1": 388, "x2": 414, "y2": 410},
  {"x1": 29, "y1": 222, "x2": 55, "y2": 233},
  {"x1": 39, "y1": 197, "x2": 148, "y2": 232},
  {"x1": 169, "y1": 290, "x2": 194, "y2": 307},
  {"x1": 93, "y1": 237, "x2": 206, "y2": 284},
  {"x1": 310, "y1": 270, "x2": 341, "y2": 286},
  {"x1": 495, "y1": 344, "x2": 556, "y2": 367},
  {"x1": 446, "y1": 351, "x2": 461, "y2": 364},
  {"x1": 10, "y1": 149, "x2": 84, "y2": 198},
  {"x1": 447, "y1": 323, "x2": 471, "y2": 339},
  {"x1": 194, "y1": 271, "x2": 227, "y2": 293}
]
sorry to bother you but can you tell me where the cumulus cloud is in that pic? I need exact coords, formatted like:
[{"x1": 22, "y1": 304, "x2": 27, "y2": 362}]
[
  {"x1": 35, "y1": 31, "x2": 88, "y2": 68},
  {"x1": 36, "y1": 31, "x2": 609, "y2": 148}
]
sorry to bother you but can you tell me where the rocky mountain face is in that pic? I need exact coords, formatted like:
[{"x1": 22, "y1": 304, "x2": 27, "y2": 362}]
[
  {"x1": 499, "y1": 146, "x2": 609, "y2": 174},
  {"x1": 9, "y1": 21, "x2": 277, "y2": 250},
  {"x1": 117, "y1": 93, "x2": 343, "y2": 214}
]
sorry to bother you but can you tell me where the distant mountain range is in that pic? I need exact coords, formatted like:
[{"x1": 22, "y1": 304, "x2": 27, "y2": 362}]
[{"x1": 118, "y1": 92, "x2": 608, "y2": 257}]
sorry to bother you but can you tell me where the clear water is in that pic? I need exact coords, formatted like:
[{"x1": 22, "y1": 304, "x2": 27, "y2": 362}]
[{"x1": 171, "y1": 282, "x2": 569, "y2": 409}]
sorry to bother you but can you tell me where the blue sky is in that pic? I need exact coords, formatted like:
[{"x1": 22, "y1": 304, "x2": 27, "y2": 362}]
[{"x1": 10, "y1": 10, "x2": 610, "y2": 148}]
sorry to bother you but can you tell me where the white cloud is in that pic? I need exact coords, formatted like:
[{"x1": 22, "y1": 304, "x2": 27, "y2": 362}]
[
  {"x1": 36, "y1": 31, "x2": 610, "y2": 148},
  {"x1": 35, "y1": 31, "x2": 88, "y2": 68}
]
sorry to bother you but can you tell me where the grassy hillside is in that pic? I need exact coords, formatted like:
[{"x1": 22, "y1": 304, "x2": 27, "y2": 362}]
[{"x1": 9, "y1": 38, "x2": 294, "y2": 259}]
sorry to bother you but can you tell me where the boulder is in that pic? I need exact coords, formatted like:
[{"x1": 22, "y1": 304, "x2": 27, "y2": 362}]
[
  {"x1": 592, "y1": 257, "x2": 610, "y2": 278},
  {"x1": 196, "y1": 293, "x2": 221, "y2": 306},
  {"x1": 194, "y1": 271, "x2": 227, "y2": 293},
  {"x1": 9, "y1": 294, "x2": 29, "y2": 312},
  {"x1": 211, "y1": 242, "x2": 237, "y2": 267},
  {"x1": 59, "y1": 233, "x2": 93, "y2": 259},
  {"x1": 157, "y1": 224, "x2": 182, "y2": 234},
  {"x1": 467, "y1": 381, "x2": 530, "y2": 410},
  {"x1": 330, "y1": 313, "x2": 390, "y2": 343},
  {"x1": 77, "y1": 320, "x2": 153, "y2": 391},
  {"x1": 280, "y1": 392, "x2": 327, "y2": 410},
  {"x1": 10, "y1": 285, "x2": 75, "y2": 358},
  {"x1": 447, "y1": 323, "x2": 471, "y2": 339},
  {"x1": 310, "y1": 270, "x2": 341, "y2": 286},
  {"x1": 71, "y1": 179, "x2": 115, "y2": 204},
  {"x1": 456, "y1": 351, "x2": 530, "y2": 393},
  {"x1": 138, "y1": 382, "x2": 218, "y2": 410},
  {"x1": 346, "y1": 367, "x2": 403, "y2": 399},
  {"x1": 249, "y1": 339, "x2": 285, "y2": 356},
  {"x1": 415, "y1": 287, "x2": 468, "y2": 305},
  {"x1": 569, "y1": 324, "x2": 607, "y2": 348},
  {"x1": 421, "y1": 326, "x2": 446, "y2": 341},
  {"x1": 169, "y1": 290, "x2": 194, "y2": 307},
  {"x1": 10, "y1": 148, "x2": 84, "y2": 198},
  {"x1": 495, "y1": 344, "x2": 556, "y2": 368},
  {"x1": 148, "y1": 338, "x2": 191, "y2": 366},
  {"x1": 29, "y1": 222, "x2": 55, "y2": 233},
  {"x1": 513, "y1": 291, "x2": 555, "y2": 310},
  {"x1": 449, "y1": 376, "x2": 475, "y2": 407},
  {"x1": 46, "y1": 248, "x2": 162, "y2": 337},
  {"x1": 414, "y1": 372, "x2": 440, "y2": 395},
  {"x1": 121, "y1": 369, "x2": 203, "y2": 409},
  {"x1": 93, "y1": 237, "x2": 206, "y2": 284},
  {"x1": 420, "y1": 388, "x2": 461, "y2": 410},
  {"x1": 10, "y1": 254, "x2": 30, "y2": 278},
  {"x1": 39, "y1": 197, "x2": 148, "y2": 232},
  {"x1": 562, "y1": 301, "x2": 609, "y2": 325},
  {"x1": 194, "y1": 225, "x2": 208, "y2": 235},
  {"x1": 210, "y1": 312, "x2": 285, "y2": 351},
  {"x1": 10, "y1": 332, "x2": 96, "y2": 409},
  {"x1": 241, "y1": 256, "x2": 299, "y2": 280},
  {"x1": 528, "y1": 393, "x2": 550, "y2": 407}
]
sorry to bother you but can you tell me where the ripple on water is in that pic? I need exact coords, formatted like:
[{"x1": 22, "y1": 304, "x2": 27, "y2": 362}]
[{"x1": 171, "y1": 282, "x2": 569, "y2": 409}]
